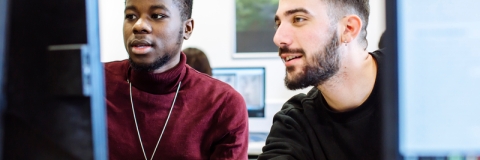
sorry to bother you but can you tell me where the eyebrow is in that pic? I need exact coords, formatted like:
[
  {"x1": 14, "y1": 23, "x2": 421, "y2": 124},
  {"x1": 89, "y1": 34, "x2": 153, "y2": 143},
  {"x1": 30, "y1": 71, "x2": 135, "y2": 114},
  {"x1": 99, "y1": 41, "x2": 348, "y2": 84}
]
[
  {"x1": 124, "y1": 5, "x2": 170, "y2": 13},
  {"x1": 285, "y1": 8, "x2": 310, "y2": 16},
  {"x1": 124, "y1": 5, "x2": 137, "y2": 13},
  {"x1": 150, "y1": 5, "x2": 169, "y2": 12},
  {"x1": 275, "y1": 8, "x2": 310, "y2": 21}
]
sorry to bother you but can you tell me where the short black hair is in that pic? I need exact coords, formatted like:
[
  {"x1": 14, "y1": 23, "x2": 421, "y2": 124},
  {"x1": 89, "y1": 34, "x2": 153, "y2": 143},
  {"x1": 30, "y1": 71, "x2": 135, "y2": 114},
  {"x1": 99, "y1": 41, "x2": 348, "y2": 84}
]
[
  {"x1": 124, "y1": 0, "x2": 193, "y2": 21},
  {"x1": 174, "y1": 0, "x2": 193, "y2": 21},
  {"x1": 325, "y1": 0, "x2": 370, "y2": 50}
]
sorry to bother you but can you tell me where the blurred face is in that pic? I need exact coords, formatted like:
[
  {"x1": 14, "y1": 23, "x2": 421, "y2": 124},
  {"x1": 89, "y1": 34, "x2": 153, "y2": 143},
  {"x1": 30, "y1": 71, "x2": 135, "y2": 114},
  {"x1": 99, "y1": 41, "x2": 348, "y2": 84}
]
[
  {"x1": 123, "y1": 0, "x2": 187, "y2": 72},
  {"x1": 274, "y1": 0, "x2": 341, "y2": 90}
]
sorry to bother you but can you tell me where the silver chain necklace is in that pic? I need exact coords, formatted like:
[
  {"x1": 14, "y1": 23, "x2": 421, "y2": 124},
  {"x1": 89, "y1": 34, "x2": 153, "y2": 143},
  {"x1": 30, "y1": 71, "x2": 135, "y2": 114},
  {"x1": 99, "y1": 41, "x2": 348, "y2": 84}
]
[{"x1": 128, "y1": 79, "x2": 181, "y2": 160}]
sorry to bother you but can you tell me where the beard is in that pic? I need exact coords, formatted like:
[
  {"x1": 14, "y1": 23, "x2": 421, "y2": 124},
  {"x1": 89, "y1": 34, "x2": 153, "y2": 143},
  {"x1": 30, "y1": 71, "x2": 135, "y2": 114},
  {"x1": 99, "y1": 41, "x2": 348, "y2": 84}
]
[
  {"x1": 129, "y1": 28, "x2": 184, "y2": 72},
  {"x1": 283, "y1": 30, "x2": 341, "y2": 90},
  {"x1": 129, "y1": 54, "x2": 171, "y2": 72}
]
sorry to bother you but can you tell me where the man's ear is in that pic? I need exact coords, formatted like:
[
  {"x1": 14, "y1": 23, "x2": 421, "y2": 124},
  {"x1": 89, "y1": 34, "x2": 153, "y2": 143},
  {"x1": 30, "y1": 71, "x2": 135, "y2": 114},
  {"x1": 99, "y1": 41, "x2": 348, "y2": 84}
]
[
  {"x1": 340, "y1": 15, "x2": 362, "y2": 43},
  {"x1": 183, "y1": 18, "x2": 194, "y2": 40}
]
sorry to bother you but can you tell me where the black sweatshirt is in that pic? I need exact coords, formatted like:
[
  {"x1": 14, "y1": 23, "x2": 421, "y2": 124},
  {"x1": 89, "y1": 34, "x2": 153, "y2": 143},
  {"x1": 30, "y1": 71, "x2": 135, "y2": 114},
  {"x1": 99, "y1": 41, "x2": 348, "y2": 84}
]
[{"x1": 258, "y1": 51, "x2": 383, "y2": 160}]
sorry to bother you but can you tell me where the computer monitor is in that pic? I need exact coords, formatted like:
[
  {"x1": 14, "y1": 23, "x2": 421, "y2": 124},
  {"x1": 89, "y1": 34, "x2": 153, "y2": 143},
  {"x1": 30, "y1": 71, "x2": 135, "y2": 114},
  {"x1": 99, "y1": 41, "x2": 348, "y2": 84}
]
[
  {"x1": 384, "y1": 0, "x2": 480, "y2": 159},
  {"x1": 212, "y1": 67, "x2": 266, "y2": 117},
  {"x1": 2, "y1": 0, "x2": 106, "y2": 159},
  {"x1": 0, "y1": 0, "x2": 9, "y2": 156}
]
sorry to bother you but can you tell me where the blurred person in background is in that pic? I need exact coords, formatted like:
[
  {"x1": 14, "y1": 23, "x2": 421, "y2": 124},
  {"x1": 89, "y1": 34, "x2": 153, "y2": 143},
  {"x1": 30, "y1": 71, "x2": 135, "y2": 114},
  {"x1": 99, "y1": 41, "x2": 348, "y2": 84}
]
[{"x1": 183, "y1": 47, "x2": 212, "y2": 76}]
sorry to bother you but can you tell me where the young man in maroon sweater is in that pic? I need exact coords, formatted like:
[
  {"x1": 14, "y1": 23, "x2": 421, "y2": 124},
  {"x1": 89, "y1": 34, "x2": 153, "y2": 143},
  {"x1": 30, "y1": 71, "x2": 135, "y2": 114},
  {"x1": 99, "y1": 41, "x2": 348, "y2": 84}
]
[{"x1": 104, "y1": 0, "x2": 249, "y2": 159}]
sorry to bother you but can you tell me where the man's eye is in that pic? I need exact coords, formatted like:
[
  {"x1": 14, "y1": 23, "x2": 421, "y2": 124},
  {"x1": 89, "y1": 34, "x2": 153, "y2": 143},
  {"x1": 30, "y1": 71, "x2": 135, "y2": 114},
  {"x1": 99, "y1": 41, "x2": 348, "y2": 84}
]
[
  {"x1": 151, "y1": 14, "x2": 165, "y2": 19},
  {"x1": 294, "y1": 17, "x2": 305, "y2": 23},
  {"x1": 125, "y1": 14, "x2": 137, "y2": 20},
  {"x1": 274, "y1": 21, "x2": 280, "y2": 29}
]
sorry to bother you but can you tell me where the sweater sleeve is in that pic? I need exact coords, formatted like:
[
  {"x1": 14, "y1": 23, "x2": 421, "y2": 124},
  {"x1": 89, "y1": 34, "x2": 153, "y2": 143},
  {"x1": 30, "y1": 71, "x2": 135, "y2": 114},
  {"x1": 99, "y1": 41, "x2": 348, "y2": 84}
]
[
  {"x1": 210, "y1": 90, "x2": 249, "y2": 160},
  {"x1": 258, "y1": 107, "x2": 315, "y2": 160}
]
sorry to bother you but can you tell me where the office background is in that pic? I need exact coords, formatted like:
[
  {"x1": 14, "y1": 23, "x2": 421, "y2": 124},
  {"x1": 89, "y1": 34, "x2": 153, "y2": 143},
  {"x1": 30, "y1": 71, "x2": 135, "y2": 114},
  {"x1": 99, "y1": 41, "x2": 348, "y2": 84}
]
[{"x1": 98, "y1": 0, "x2": 386, "y2": 132}]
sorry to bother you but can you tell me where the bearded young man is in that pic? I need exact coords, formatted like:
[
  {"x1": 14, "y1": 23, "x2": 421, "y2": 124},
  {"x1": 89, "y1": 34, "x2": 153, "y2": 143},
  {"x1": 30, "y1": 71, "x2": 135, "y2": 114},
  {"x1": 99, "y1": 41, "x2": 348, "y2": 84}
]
[
  {"x1": 258, "y1": 0, "x2": 383, "y2": 159},
  {"x1": 103, "y1": 0, "x2": 249, "y2": 159}
]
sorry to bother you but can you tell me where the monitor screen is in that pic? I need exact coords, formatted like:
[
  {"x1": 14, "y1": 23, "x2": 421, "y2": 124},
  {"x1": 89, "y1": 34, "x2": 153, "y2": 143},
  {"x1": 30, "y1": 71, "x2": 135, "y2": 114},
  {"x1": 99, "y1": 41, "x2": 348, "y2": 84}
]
[
  {"x1": 212, "y1": 67, "x2": 265, "y2": 117},
  {"x1": 391, "y1": 0, "x2": 480, "y2": 158}
]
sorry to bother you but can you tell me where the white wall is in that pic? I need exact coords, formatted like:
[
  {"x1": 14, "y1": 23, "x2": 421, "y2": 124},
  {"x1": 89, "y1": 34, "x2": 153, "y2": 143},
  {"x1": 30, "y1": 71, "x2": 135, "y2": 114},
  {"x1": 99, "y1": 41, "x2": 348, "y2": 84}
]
[{"x1": 99, "y1": 0, "x2": 385, "y2": 132}]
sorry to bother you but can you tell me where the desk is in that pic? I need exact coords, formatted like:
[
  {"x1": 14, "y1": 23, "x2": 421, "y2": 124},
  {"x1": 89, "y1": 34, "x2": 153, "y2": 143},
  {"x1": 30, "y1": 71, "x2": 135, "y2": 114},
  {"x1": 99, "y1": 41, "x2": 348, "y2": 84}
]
[
  {"x1": 248, "y1": 132, "x2": 268, "y2": 157},
  {"x1": 248, "y1": 141, "x2": 264, "y2": 160},
  {"x1": 248, "y1": 141, "x2": 265, "y2": 155}
]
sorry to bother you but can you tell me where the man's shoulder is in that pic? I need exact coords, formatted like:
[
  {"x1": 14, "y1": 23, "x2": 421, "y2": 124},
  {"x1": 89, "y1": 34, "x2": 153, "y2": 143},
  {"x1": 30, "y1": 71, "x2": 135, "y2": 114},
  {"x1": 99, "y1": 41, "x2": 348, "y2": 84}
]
[
  {"x1": 187, "y1": 66, "x2": 226, "y2": 83},
  {"x1": 104, "y1": 59, "x2": 128, "y2": 75},
  {"x1": 370, "y1": 49, "x2": 385, "y2": 62},
  {"x1": 279, "y1": 87, "x2": 319, "y2": 115},
  {"x1": 269, "y1": 88, "x2": 321, "y2": 140},
  {"x1": 184, "y1": 66, "x2": 247, "y2": 116},
  {"x1": 185, "y1": 66, "x2": 240, "y2": 95},
  {"x1": 103, "y1": 60, "x2": 129, "y2": 83}
]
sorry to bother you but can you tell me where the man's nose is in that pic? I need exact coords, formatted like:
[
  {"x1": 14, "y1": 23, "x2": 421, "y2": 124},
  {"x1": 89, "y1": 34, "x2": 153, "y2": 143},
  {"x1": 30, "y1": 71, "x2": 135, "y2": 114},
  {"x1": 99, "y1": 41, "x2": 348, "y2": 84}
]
[
  {"x1": 273, "y1": 24, "x2": 293, "y2": 48},
  {"x1": 132, "y1": 17, "x2": 152, "y2": 34}
]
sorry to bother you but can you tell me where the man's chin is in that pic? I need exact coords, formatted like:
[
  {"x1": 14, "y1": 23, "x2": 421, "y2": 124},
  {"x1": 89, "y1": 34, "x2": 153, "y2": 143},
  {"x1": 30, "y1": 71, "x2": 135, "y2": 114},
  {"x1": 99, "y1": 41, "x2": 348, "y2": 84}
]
[
  {"x1": 130, "y1": 59, "x2": 153, "y2": 67},
  {"x1": 284, "y1": 73, "x2": 310, "y2": 90},
  {"x1": 129, "y1": 58, "x2": 165, "y2": 72},
  {"x1": 284, "y1": 79, "x2": 310, "y2": 90},
  {"x1": 131, "y1": 60, "x2": 153, "y2": 67},
  {"x1": 286, "y1": 68, "x2": 303, "y2": 79}
]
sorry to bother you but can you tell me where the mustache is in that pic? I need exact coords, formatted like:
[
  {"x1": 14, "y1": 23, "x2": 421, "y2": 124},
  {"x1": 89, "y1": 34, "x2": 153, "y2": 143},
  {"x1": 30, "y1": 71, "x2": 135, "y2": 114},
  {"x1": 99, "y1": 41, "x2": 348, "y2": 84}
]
[{"x1": 278, "y1": 47, "x2": 305, "y2": 55}]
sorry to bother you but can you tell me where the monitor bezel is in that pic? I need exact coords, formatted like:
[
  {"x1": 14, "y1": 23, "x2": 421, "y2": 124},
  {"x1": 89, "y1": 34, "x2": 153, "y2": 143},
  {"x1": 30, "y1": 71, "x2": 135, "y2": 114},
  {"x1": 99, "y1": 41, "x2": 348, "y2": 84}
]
[{"x1": 383, "y1": 0, "x2": 401, "y2": 159}]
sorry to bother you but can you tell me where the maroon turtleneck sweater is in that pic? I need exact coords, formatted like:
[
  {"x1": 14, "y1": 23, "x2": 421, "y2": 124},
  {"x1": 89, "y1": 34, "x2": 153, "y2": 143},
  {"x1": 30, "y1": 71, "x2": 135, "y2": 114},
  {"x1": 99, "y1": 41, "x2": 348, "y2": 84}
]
[{"x1": 104, "y1": 53, "x2": 249, "y2": 160}]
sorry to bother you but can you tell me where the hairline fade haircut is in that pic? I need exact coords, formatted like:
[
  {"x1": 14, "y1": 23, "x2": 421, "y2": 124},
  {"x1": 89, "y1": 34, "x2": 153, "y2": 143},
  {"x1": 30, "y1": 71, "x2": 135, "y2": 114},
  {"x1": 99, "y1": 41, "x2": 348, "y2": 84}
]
[
  {"x1": 324, "y1": 0, "x2": 370, "y2": 50},
  {"x1": 124, "y1": 0, "x2": 193, "y2": 21},
  {"x1": 174, "y1": 0, "x2": 193, "y2": 21}
]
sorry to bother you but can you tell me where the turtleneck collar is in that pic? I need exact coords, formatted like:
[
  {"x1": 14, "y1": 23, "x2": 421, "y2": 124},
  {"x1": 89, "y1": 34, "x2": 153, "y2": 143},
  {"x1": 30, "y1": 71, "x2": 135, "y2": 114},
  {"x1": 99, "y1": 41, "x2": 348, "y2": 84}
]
[{"x1": 126, "y1": 52, "x2": 187, "y2": 94}]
